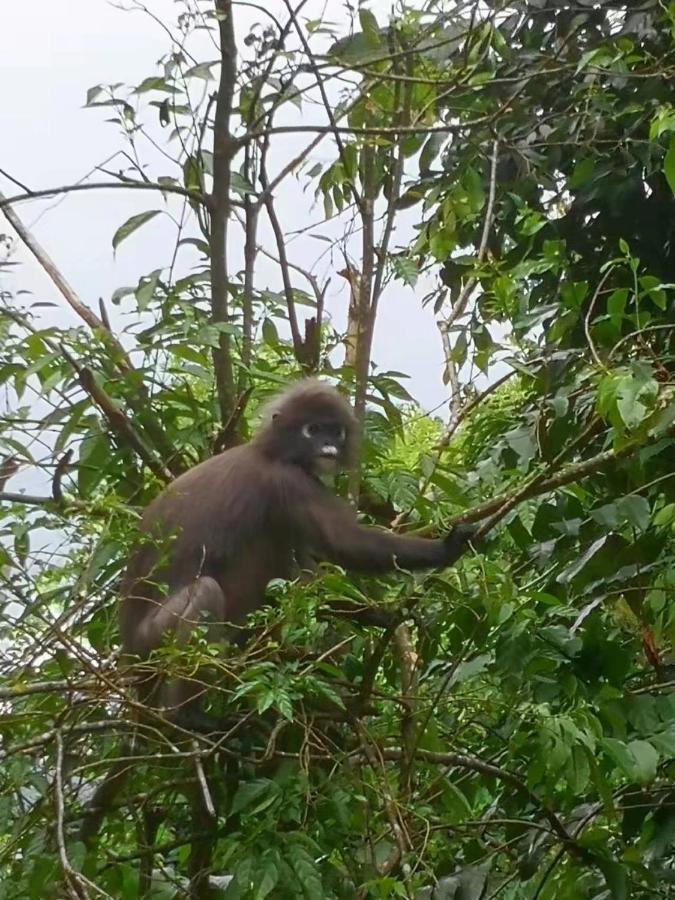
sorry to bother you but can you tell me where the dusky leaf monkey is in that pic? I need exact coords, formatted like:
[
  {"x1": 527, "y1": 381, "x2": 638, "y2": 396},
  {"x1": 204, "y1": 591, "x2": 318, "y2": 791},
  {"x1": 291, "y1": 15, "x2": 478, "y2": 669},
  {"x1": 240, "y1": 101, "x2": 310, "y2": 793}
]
[
  {"x1": 80, "y1": 380, "x2": 477, "y2": 843},
  {"x1": 119, "y1": 379, "x2": 477, "y2": 723}
]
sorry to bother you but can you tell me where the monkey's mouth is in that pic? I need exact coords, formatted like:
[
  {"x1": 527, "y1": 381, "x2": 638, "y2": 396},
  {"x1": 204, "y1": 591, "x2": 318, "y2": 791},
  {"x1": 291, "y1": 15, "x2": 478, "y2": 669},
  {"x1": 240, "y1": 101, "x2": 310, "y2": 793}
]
[{"x1": 318, "y1": 446, "x2": 339, "y2": 458}]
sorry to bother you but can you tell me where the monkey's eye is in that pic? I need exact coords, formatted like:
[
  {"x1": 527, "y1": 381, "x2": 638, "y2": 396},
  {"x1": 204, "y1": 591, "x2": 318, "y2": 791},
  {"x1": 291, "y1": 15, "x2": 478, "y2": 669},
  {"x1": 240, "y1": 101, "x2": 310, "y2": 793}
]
[{"x1": 302, "y1": 423, "x2": 320, "y2": 438}]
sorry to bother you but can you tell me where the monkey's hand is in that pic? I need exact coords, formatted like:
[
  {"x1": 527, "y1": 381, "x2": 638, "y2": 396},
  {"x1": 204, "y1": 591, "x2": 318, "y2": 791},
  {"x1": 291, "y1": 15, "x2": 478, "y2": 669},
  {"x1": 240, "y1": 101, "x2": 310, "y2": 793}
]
[{"x1": 443, "y1": 523, "x2": 479, "y2": 565}]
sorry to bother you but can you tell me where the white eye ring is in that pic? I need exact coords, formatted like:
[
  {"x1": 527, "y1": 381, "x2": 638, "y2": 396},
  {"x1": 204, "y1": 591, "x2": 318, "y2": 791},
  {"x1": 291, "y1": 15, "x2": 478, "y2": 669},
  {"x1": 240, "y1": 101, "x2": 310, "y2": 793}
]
[{"x1": 301, "y1": 424, "x2": 313, "y2": 439}]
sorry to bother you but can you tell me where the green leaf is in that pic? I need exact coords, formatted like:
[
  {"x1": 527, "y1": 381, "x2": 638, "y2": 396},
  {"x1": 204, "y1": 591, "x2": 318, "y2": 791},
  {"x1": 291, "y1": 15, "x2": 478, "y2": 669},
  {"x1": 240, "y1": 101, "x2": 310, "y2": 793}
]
[
  {"x1": 504, "y1": 426, "x2": 536, "y2": 470},
  {"x1": 328, "y1": 32, "x2": 384, "y2": 65},
  {"x1": 628, "y1": 739, "x2": 659, "y2": 784},
  {"x1": 230, "y1": 172, "x2": 256, "y2": 196},
  {"x1": 110, "y1": 285, "x2": 135, "y2": 305},
  {"x1": 85, "y1": 85, "x2": 103, "y2": 105},
  {"x1": 450, "y1": 654, "x2": 490, "y2": 686},
  {"x1": 569, "y1": 157, "x2": 595, "y2": 189},
  {"x1": 133, "y1": 76, "x2": 176, "y2": 94},
  {"x1": 262, "y1": 318, "x2": 280, "y2": 346},
  {"x1": 603, "y1": 738, "x2": 635, "y2": 777},
  {"x1": 616, "y1": 368, "x2": 659, "y2": 430},
  {"x1": 183, "y1": 155, "x2": 203, "y2": 192},
  {"x1": 419, "y1": 133, "x2": 446, "y2": 175},
  {"x1": 358, "y1": 8, "x2": 380, "y2": 47},
  {"x1": 184, "y1": 62, "x2": 215, "y2": 80},
  {"x1": 664, "y1": 135, "x2": 675, "y2": 193},
  {"x1": 392, "y1": 255, "x2": 419, "y2": 287},
  {"x1": 607, "y1": 288, "x2": 628, "y2": 321},
  {"x1": 112, "y1": 211, "x2": 161, "y2": 251},
  {"x1": 650, "y1": 728, "x2": 675, "y2": 756},
  {"x1": 597, "y1": 857, "x2": 628, "y2": 900},
  {"x1": 653, "y1": 503, "x2": 675, "y2": 527},
  {"x1": 290, "y1": 846, "x2": 323, "y2": 898},
  {"x1": 78, "y1": 430, "x2": 111, "y2": 496},
  {"x1": 254, "y1": 857, "x2": 278, "y2": 899},
  {"x1": 639, "y1": 275, "x2": 667, "y2": 310},
  {"x1": 276, "y1": 691, "x2": 294, "y2": 721},
  {"x1": 230, "y1": 780, "x2": 273, "y2": 816},
  {"x1": 135, "y1": 269, "x2": 162, "y2": 310},
  {"x1": 617, "y1": 495, "x2": 650, "y2": 531}
]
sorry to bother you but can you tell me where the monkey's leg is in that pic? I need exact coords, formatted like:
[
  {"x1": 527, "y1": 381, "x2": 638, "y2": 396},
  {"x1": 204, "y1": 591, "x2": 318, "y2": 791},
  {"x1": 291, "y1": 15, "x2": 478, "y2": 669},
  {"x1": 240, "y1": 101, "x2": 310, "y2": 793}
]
[
  {"x1": 79, "y1": 750, "x2": 134, "y2": 847},
  {"x1": 140, "y1": 577, "x2": 229, "y2": 732},
  {"x1": 137, "y1": 576, "x2": 226, "y2": 648},
  {"x1": 188, "y1": 773, "x2": 217, "y2": 899},
  {"x1": 138, "y1": 806, "x2": 162, "y2": 898}
]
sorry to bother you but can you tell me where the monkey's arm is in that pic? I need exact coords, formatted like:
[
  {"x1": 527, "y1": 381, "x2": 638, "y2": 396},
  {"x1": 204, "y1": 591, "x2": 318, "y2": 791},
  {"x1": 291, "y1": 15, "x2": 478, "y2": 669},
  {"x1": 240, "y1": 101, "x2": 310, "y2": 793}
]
[
  {"x1": 280, "y1": 473, "x2": 475, "y2": 574},
  {"x1": 323, "y1": 518, "x2": 475, "y2": 573}
]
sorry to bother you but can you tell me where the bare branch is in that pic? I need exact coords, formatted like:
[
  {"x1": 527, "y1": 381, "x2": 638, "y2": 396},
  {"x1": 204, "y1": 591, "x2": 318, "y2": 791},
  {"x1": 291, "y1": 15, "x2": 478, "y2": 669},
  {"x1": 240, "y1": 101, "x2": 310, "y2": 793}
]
[
  {"x1": 348, "y1": 148, "x2": 377, "y2": 505},
  {"x1": 260, "y1": 176, "x2": 305, "y2": 362},
  {"x1": 241, "y1": 149, "x2": 260, "y2": 380},
  {"x1": 55, "y1": 732, "x2": 114, "y2": 899},
  {"x1": 0, "y1": 180, "x2": 207, "y2": 211},
  {"x1": 0, "y1": 491, "x2": 55, "y2": 507},
  {"x1": 210, "y1": 0, "x2": 238, "y2": 423},
  {"x1": 394, "y1": 624, "x2": 419, "y2": 800},
  {"x1": 52, "y1": 450, "x2": 73, "y2": 503}
]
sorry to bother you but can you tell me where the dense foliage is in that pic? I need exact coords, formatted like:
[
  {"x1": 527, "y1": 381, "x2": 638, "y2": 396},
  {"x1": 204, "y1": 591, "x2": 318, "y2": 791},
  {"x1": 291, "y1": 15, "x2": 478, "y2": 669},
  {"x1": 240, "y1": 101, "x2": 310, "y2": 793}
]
[{"x1": 0, "y1": 2, "x2": 673, "y2": 898}]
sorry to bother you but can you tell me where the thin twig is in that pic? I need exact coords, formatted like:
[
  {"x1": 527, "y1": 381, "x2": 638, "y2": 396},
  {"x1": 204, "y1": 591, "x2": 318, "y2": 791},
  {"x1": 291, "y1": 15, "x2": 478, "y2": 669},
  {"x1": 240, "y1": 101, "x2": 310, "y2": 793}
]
[
  {"x1": 0, "y1": 180, "x2": 207, "y2": 211},
  {"x1": 52, "y1": 449, "x2": 73, "y2": 503},
  {"x1": 584, "y1": 269, "x2": 612, "y2": 370},
  {"x1": 192, "y1": 743, "x2": 216, "y2": 818},
  {"x1": 55, "y1": 732, "x2": 113, "y2": 899},
  {"x1": 64, "y1": 352, "x2": 172, "y2": 483}
]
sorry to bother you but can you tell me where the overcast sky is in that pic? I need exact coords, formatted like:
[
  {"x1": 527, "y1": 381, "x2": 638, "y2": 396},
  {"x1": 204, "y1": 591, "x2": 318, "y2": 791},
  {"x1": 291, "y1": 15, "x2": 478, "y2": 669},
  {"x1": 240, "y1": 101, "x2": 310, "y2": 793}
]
[{"x1": 2, "y1": 0, "x2": 455, "y2": 426}]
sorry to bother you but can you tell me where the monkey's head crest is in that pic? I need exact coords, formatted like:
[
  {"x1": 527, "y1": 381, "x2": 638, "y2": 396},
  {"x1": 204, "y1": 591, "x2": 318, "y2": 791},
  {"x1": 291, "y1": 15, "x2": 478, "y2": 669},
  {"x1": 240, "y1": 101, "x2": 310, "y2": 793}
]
[{"x1": 254, "y1": 379, "x2": 356, "y2": 472}]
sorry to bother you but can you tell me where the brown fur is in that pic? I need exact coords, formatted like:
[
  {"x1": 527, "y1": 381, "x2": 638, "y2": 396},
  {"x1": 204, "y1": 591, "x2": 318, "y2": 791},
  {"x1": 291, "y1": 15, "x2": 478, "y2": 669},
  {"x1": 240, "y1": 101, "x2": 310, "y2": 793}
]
[
  {"x1": 119, "y1": 380, "x2": 475, "y2": 711},
  {"x1": 81, "y1": 381, "x2": 477, "y2": 846}
]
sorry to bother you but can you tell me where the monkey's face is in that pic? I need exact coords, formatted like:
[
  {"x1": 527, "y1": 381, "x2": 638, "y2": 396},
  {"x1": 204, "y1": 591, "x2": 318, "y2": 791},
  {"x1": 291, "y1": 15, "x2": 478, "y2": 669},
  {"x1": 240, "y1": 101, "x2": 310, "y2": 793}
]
[
  {"x1": 270, "y1": 410, "x2": 349, "y2": 474},
  {"x1": 300, "y1": 418, "x2": 348, "y2": 475},
  {"x1": 261, "y1": 384, "x2": 355, "y2": 474}
]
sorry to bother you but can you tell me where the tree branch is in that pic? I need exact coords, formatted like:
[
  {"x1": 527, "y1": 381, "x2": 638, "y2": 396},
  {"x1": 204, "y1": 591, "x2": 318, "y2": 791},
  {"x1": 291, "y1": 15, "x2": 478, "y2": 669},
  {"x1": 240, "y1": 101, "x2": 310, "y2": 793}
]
[
  {"x1": 0, "y1": 180, "x2": 207, "y2": 211},
  {"x1": 464, "y1": 419, "x2": 675, "y2": 538},
  {"x1": 67, "y1": 355, "x2": 173, "y2": 483},
  {"x1": 1, "y1": 190, "x2": 183, "y2": 475},
  {"x1": 376, "y1": 747, "x2": 585, "y2": 856},
  {"x1": 210, "y1": 0, "x2": 238, "y2": 424}
]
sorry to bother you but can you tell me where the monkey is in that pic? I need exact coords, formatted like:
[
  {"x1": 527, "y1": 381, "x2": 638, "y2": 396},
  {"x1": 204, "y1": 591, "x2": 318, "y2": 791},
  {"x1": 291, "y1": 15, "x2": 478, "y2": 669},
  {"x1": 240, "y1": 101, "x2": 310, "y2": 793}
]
[
  {"x1": 79, "y1": 380, "x2": 478, "y2": 847},
  {"x1": 118, "y1": 379, "x2": 477, "y2": 726}
]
